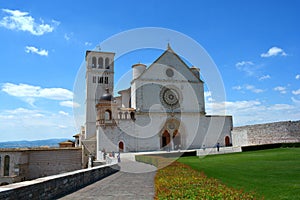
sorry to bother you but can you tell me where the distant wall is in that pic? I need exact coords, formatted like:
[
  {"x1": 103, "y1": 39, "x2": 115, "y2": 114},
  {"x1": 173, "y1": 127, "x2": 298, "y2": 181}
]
[
  {"x1": 232, "y1": 120, "x2": 300, "y2": 147},
  {"x1": 0, "y1": 164, "x2": 119, "y2": 200},
  {"x1": 27, "y1": 148, "x2": 82, "y2": 180},
  {"x1": 0, "y1": 148, "x2": 82, "y2": 184}
]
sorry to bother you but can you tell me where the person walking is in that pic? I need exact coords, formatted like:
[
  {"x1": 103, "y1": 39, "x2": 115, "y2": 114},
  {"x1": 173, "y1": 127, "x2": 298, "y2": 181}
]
[{"x1": 217, "y1": 143, "x2": 220, "y2": 152}]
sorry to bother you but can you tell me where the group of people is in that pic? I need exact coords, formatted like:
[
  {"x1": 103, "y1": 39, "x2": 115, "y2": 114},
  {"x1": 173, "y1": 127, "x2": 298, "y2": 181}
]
[{"x1": 103, "y1": 150, "x2": 121, "y2": 162}]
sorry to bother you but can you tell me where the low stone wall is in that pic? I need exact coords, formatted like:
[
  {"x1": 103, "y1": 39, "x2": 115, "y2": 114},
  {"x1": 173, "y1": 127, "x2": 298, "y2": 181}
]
[
  {"x1": 196, "y1": 146, "x2": 242, "y2": 156},
  {"x1": 0, "y1": 164, "x2": 119, "y2": 200},
  {"x1": 232, "y1": 120, "x2": 300, "y2": 147}
]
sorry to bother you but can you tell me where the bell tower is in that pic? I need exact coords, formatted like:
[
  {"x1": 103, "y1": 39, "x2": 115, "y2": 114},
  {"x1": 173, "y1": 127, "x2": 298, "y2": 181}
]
[{"x1": 85, "y1": 50, "x2": 115, "y2": 139}]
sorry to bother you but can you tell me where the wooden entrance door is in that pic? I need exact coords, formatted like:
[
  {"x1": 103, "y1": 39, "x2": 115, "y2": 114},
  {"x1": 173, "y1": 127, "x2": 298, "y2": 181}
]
[
  {"x1": 162, "y1": 130, "x2": 170, "y2": 148},
  {"x1": 225, "y1": 136, "x2": 230, "y2": 146},
  {"x1": 119, "y1": 141, "x2": 124, "y2": 152}
]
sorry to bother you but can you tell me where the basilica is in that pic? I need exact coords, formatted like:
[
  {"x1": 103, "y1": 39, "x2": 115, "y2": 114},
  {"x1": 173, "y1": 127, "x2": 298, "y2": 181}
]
[{"x1": 82, "y1": 45, "x2": 233, "y2": 161}]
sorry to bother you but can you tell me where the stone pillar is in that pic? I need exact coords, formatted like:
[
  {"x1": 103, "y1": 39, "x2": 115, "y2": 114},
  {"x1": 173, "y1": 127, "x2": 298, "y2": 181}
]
[{"x1": 96, "y1": 128, "x2": 100, "y2": 160}]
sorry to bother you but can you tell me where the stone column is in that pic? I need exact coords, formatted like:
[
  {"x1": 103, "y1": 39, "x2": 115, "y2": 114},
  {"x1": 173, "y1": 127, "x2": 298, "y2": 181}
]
[
  {"x1": 96, "y1": 128, "x2": 101, "y2": 160},
  {"x1": 88, "y1": 154, "x2": 93, "y2": 168}
]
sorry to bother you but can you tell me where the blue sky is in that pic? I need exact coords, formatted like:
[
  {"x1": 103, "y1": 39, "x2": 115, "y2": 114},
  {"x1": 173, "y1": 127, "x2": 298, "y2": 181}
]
[{"x1": 0, "y1": 0, "x2": 299, "y2": 141}]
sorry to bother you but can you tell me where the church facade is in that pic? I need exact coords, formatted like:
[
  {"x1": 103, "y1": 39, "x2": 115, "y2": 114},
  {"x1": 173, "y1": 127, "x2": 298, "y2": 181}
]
[{"x1": 83, "y1": 46, "x2": 233, "y2": 161}]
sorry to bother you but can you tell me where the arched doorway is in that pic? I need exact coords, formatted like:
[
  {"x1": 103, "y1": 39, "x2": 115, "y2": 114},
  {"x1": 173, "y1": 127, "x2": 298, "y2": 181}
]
[
  {"x1": 225, "y1": 136, "x2": 230, "y2": 146},
  {"x1": 118, "y1": 141, "x2": 124, "y2": 152},
  {"x1": 173, "y1": 130, "x2": 181, "y2": 150},
  {"x1": 162, "y1": 130, "x2": 171, "y2": 149},
  {"x1": 104, "y1": 109, "x2": 112, "y2": 121}
]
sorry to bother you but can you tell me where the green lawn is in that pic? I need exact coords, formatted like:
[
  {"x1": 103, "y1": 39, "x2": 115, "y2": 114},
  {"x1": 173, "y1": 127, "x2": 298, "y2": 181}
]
[{"x1": 178, "y1": 148, "x2": 300, "y2": 200}]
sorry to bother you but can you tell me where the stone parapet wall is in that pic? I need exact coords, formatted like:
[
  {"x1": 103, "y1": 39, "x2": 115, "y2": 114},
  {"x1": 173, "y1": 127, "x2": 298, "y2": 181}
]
[
  {"x1": 232, "y1": 120, "x2": 300, "y2": 147},
  {"x1": 196, "y1": 146, "x2": 242, "y2": 156},
  {"x1": 0, "y1": 164, "x2": 119, "y2": 200}
]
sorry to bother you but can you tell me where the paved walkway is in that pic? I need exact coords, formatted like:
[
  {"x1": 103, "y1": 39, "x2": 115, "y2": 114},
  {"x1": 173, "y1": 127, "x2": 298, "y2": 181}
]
[{"x1": 59, "y1": 159, "x2": 157, "y2": 200}]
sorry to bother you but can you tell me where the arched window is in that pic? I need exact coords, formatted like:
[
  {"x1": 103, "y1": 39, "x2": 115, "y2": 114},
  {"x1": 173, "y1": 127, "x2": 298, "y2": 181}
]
[
  {"x1": 98, "y1": 57, "x2": 103, "y2": 68},
  {"x1": 119, "y1": 112, "x2": 123, "y2": 119},
  {"x1": 92, "y1": 76, "x2": 96, "y2": 83},
  {"x1": 104, "y1": 110, "x2": 112, "y2": 121},
  {"x1": 4, "y1": 155, "x2": 10, "y2": 176},
  {"x1": 130, "y1": 112, "x2": 135, "y2": 121},
  {"x1": 92, "y1": 57, "x2": 96, "y2": 68},
  {"x1": 124, "y1": 112, "x2": 128, "y2": 119},
  {"x1": 105, "y1": 58, "x2": 110, "y2": 69}
]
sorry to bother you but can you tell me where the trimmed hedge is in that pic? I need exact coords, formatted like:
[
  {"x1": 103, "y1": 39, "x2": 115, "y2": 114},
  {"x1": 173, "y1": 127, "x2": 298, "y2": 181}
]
[
  {"x1": 136, "y1": 151, "x2": 196, "y2": 159},
  {"x1": 242, "y1": 142, "x2": 300, "y2": 152}
]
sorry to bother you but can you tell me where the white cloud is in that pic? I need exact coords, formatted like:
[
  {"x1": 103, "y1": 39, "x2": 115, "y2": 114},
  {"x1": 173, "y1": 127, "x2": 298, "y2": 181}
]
[
  {"x1": 296, "y1": 74, "x2": 300, "y2": 80},
  {"x1": 1, "y1": 83, "x2": 73, "y2": 101},
  {"x1": 0, "y1": 108, "x2": 46, "y2": 122},
  {"x1": 261, "y1": 46, "x2": 287, "y2": 57},
  {"x1": 291, "y1": 97, "x2": 300, "y2": 104},
  {"x1": 4, "y1": 107, "x2": 45, "y2": 117},
  {"x1": 0, "y1": 9, "x2": 59, "y2": 36},
  {"x1": 2, "y1": 83, "x2": 40, "y2": 97},
  {"x1": 204, "y1": 91, "x2": 214, "y2": 102},
  {"x1": 232, "y1": 85, "x2": 264, "y2": 93},
  {"x1": 0, "y1": 108, "x2": 76, "y2": 141},
  {"x1": 206, "y1": 100, "x2": 262, "y2": 117},
  {"x1": 59, "y1": 111, "x2": 69, "y2": 116},
  {"x1": 269, "y1": 104, "x2": 294, "y2": 111},
  {"x1": 207, "y1": 100, "x2": 261, "y2": 114},
  {"x1": 64, "y1": 33, "x2": 71, "y2": 41},
  {"x1": 232, "y1": 86, "x2": 242, "y2": 90},
  {"x1": 206, "y1": 99, "x2": 300, "y2": 126},
  {"x1": 204, "y1": 91, "x2": 212, "y2": 98},
  {"x1": 23, "y1": 97, "x2": 36, "y2": 107},
  {"x1": 259, "y1": 75, "x2": 271, "y2": 81},
  {"x1": 58, "y1": 125, "x2": 67, "y2": 129},
  {"x1": 245, "y1": 85, "x2": 264, "y2": 93},
  {"x1": 235, "y1": 61, "x2": 254, "y2": 67},
  {"x1": 60, "y1": 100, "x2": 80, "y2": 108},
  {"x1": 85, "y1": 42, "x2": 92, "y2": 46},
  {"x1": 235, "y1": 61, "x2": 256, "y2": 76},
  {"x1": 39, "y1": 88, "x2": 73, "y2": 100},
  {"x1": 292, "y1": 89, "x2": 300, "y2": 95},
  {"x1": 253, "y1": 89, "x2": 264, "y2": 93},
  {"x1": 274, "y1": 86, "x2": 287, "y2": 94},
  {"x1": 25, "y1": 46, "x2": 48, "y2": 56}
]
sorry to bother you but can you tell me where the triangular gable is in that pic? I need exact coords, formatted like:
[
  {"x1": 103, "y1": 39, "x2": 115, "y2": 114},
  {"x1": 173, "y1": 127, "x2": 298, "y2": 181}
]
[{"x1": 137, "y1": 47, "x2": 203, "y2": 83}]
